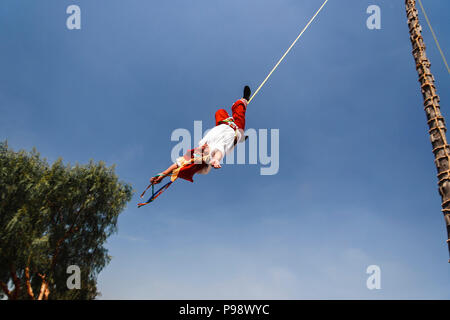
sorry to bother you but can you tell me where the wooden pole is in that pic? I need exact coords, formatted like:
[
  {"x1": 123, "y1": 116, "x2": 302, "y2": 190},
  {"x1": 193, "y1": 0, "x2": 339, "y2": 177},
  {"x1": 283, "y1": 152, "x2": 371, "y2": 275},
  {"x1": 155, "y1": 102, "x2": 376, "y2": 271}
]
[{"x1": 405, "y1": 0, "x2": 450, "y2": 262}]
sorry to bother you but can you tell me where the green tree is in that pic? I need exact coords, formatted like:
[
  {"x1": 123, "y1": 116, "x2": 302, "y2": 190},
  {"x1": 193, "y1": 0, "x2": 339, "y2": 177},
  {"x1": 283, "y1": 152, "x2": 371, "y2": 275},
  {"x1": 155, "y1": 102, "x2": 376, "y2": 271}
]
[{"x1": 0, "y1": 141, "x2": 133, "y2": 299}]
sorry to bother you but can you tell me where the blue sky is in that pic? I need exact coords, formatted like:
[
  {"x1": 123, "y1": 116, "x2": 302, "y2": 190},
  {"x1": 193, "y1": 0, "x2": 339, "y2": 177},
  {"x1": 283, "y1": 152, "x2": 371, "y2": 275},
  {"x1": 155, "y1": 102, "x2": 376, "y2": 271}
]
[{"x1": 1, "y1": 0, "x2": 449, "y2": 299}]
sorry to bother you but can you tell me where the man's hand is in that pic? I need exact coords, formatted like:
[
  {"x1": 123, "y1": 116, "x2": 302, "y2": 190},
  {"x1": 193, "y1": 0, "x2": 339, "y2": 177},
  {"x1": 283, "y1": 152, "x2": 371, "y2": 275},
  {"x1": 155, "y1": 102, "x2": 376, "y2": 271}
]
[
  {"x1": 210, "y1": 159, "x2": 222, "y2": 169},
  {"x1": 150, "y1": 174, "x2": 165, "y2": 184}
]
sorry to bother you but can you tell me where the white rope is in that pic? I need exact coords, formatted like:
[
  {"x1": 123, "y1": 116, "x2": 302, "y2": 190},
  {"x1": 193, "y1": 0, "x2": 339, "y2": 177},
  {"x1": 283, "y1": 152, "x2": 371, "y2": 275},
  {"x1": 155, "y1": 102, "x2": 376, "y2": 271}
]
[{"x1": 248, "y1": 0, "x2": 330, "y2": 104}]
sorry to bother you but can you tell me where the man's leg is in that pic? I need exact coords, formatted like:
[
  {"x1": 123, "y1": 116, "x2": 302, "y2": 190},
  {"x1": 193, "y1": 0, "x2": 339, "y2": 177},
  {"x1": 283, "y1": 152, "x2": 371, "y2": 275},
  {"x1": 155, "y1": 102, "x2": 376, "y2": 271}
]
[
  {"x1": 231, "y1": 99, "x2": 247, "y2": 130},
  {"x1": 231, "y1": 85, "x2": 251, "y2": 130},
  {"x1": 215, "y1": 109, "x2": 230, "y2": 126}
]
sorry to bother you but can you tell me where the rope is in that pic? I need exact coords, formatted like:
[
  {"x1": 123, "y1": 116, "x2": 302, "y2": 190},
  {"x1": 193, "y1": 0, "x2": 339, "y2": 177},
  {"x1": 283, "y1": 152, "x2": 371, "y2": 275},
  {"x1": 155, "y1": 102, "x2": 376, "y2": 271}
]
[
  {"x1": 138, "y1": 180, "x2": 173, "y2": 208},
  {"x1": 138, "y1": 153, "x2": 211, "y2": 207},
  {"x1": 248, "y1": 0, "x2": 329, "y2": 104},
  {"x1": 417, "y1": 0, "x2": 450, "y2": 74},
  {"x1": 138, "y1": 173, "x2": 175, "y2": 208}
]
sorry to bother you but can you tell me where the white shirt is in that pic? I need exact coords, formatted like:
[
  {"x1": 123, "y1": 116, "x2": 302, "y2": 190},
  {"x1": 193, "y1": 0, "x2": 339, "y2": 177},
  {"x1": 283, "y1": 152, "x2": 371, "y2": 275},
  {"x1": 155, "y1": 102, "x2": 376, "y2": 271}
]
[{"x1": 198, "y1": 124, "x2": 243, "y2": 159}]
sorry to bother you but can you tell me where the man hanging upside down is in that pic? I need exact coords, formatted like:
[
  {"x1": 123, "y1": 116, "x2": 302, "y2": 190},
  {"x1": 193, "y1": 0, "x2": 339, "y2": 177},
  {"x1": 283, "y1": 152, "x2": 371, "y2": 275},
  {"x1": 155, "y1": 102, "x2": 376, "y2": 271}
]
[{"x1": 150, "y1": 86, "x2": 251, "y2": 185}]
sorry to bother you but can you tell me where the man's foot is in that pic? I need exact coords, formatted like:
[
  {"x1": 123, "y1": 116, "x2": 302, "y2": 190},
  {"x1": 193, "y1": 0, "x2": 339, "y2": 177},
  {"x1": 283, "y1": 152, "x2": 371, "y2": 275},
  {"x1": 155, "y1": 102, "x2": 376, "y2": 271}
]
[
  {"x1": 210, "y1": 159, "x2": 222, "y2": 169},
  {"x1": 243, "y1": 85, "x2": 251, "y2": 101}
]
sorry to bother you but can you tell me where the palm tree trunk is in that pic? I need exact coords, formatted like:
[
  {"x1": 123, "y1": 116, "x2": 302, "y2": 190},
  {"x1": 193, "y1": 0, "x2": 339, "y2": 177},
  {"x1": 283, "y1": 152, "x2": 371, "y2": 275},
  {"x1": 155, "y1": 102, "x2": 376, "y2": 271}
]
[{"x1": 405, "y1": 0, "x2": 450, "y2": 262}]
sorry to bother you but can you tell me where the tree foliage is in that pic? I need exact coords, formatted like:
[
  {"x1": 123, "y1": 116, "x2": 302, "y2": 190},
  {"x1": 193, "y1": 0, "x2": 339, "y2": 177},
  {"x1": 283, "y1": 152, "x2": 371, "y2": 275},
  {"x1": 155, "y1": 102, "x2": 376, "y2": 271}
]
[{"x1": 0, "y1": 141, "x2": 133, "y2": 299}]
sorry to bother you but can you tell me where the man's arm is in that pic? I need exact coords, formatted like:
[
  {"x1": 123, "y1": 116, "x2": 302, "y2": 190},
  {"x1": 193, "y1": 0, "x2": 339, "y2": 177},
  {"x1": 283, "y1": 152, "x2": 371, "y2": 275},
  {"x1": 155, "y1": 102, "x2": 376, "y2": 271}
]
[{"x1": 150, "y1": 162, "x2": 178, "y2": 184}]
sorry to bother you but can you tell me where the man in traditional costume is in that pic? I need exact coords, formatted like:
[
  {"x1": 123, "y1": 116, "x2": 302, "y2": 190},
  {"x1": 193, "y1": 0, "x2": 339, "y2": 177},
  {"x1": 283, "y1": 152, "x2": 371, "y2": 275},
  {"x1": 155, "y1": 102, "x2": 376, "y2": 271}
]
[{"x1": 150, "y1": 86, "x2": 251, "y2": 185}]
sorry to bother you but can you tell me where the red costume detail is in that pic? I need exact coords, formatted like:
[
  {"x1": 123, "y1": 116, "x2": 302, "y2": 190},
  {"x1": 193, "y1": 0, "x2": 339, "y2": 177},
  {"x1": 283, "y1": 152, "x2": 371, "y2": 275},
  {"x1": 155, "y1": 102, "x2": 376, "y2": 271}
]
[
  {"x1": 215, "y1": 99, "x2": 247, "y2": 130},
  {"x1": 231, "y1": 99, "x2": 247, "y2": 130},
  {"x1": 215, "y1": 109, "x2": 230, "y2": 126},
  {"x1": 177, "y1": 146, "x2": 209, "y2": 183}
]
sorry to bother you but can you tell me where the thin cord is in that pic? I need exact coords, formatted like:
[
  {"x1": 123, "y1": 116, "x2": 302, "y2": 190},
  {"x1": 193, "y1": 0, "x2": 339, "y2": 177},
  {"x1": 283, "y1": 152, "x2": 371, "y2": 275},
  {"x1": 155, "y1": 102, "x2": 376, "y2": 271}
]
[
  {"x1": 248, "y1": 0, "x2": 330, "y2": 104},
  {"x1": 417, "y1": 0, "x2": 450, "y2": 74}
]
